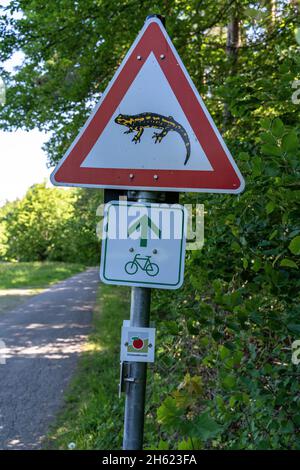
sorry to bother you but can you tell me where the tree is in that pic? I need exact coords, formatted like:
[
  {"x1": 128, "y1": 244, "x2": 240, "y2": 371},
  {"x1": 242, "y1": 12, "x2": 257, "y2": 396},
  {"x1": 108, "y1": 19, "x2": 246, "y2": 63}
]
[
  {"x1": 1, "y1": 183, "x2": 100, "y2": 263},
  {"x1": 2, "y1": 183, "x2": 75, "y2": 261},
  {"x1": 0, "y1": 199, "x2": 17, "y2": 259}
]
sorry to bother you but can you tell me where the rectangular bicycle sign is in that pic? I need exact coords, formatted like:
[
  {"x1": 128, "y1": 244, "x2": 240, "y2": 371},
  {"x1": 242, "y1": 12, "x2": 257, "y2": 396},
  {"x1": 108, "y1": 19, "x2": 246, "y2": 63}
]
[{"x1": 100, "y1": 200, "x2": 187, "y2": 289}]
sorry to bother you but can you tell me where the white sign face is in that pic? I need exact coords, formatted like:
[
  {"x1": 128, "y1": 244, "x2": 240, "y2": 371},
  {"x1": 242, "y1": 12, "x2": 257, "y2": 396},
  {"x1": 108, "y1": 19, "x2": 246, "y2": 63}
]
[
  {"x1": 81, "y1": 53, "x2": 213, "y2": 172},
  {"x1": 120, "y1": 324, "x2": 156, "y2": 363},
  {"x1": 100, "y1": 201, "x2": 187, "y2": 289}
]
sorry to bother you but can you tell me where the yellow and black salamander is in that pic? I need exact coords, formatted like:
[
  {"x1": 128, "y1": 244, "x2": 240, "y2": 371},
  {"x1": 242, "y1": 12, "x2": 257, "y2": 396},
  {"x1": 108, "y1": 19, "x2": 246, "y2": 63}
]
[{"x1": 115, "y1": 112, "x2": 191, "y2": 165}]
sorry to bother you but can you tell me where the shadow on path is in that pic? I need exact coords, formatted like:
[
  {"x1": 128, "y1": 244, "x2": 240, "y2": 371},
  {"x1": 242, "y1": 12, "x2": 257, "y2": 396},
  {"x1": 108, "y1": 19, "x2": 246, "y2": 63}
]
[{"x1": 0, "y1": 268, "x2": 99, "y2": 449}]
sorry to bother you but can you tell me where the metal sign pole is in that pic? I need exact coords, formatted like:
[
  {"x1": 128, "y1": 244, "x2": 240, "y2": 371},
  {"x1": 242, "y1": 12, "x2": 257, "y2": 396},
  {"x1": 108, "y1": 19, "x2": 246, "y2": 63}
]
[
  {"x1": 122, "y1": 286, "x2": 151, "y2": 450},
  {"x1": 122, "y1": 190, "x2": 157, "y2": 450}
]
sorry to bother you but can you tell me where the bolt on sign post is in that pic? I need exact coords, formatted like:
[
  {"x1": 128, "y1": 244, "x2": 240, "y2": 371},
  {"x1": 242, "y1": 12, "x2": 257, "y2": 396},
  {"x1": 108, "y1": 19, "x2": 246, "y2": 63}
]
[{"x1": 51, "y1": 14, "x2": 245, "y2": 450}]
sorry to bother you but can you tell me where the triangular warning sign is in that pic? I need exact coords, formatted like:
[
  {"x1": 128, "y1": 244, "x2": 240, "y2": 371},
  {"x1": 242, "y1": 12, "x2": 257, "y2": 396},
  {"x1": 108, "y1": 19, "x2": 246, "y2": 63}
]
[{"x1": 51, "y1": 17, "x2": 245, "y2": 194}]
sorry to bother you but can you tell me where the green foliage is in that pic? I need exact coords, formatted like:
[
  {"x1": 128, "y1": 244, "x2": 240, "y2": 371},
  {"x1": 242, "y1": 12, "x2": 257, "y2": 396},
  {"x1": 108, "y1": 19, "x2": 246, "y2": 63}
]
[
  {"x1": 149, "y1": 116, "x2": 300, "y2": 449},
  {"x1": 0, "y1": 183, "x2": 100, "y2": 264},
  {"x1": 0, "y1": 261, "x2": 86, "y2": 289}
]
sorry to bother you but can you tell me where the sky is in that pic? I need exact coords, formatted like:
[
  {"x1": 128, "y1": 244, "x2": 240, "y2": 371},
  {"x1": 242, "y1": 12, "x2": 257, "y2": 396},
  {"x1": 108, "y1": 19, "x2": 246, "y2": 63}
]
[
  {"x1": 0, "y1": 129, "x2": 52, "y2": 206},
  {"x1": 0, "y1": 39, "x2": 53, "y2": 206}
]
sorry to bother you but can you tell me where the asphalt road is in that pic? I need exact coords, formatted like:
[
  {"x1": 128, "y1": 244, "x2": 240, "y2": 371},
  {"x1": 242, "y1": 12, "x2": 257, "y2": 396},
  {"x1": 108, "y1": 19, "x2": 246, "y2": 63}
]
[{"x1": 0, "y1": 268, "x2": 99, "y2": 450}]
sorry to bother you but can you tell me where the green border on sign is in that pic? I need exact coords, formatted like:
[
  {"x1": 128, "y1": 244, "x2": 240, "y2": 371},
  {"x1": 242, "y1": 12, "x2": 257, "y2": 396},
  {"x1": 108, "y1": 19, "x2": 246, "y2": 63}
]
[{"x1": 102, "y1": 202, "x2": 185, "y2": 287}]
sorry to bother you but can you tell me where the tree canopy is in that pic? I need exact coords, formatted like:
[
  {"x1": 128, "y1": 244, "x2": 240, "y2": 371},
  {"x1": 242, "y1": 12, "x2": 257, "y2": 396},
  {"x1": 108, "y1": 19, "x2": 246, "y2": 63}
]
[
  {"x1": 1, "y1": 1, "x2": 299, "y2": 163},
  {"x1": 0, "y1": 183, "x2": 100, "y2": 263}
]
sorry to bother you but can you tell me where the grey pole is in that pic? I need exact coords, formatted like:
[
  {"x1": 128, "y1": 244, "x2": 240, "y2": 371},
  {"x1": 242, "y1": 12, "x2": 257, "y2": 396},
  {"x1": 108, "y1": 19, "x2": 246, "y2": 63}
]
[
  {"x1": 122, "y1": 286, "x2": 151, "y2": 450},
  {"x1": 122, "y1": 14, "x2": 167, "y2": 452},
  {"x1": 122, "y1": 191, "x2": 159, "y2": 450}
]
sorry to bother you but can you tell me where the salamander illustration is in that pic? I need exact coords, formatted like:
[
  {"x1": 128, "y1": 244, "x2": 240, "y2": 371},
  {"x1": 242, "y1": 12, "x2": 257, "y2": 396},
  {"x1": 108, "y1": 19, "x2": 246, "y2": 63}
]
[{"x1": 114, "y1": 112, "x2": 191, "y2": 165}]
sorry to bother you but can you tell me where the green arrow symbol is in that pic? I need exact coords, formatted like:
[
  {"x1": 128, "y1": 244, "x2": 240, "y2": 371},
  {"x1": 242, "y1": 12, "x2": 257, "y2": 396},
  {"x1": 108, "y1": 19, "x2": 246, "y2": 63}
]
[{"x1": 128, "y1": 215, "x2": 161, "y2": 248}]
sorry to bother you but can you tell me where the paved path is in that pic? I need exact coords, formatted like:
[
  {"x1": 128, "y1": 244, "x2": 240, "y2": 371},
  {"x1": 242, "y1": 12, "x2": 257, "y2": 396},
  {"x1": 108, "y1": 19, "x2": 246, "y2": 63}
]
[
  {"x1": 0, "y1": 288, "x2": 43, "y2": 315},
  {"x1": 0, "y1": 268, "x2": 99, "y2": 449}
]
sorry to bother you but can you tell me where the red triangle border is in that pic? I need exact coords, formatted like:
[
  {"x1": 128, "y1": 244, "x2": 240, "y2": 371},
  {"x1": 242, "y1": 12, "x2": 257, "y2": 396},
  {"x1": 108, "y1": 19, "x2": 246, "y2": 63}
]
[{"x1": 52, "y1": 20, "x2": 244, "y2": 193}]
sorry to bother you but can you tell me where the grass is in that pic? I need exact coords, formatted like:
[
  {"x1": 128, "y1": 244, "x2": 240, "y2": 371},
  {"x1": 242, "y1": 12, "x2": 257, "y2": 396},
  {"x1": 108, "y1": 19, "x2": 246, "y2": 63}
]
[
  {"x1": 0, "y1": 261, "x2": 87, "y2": 289},
  {"x1": 0, "y1": 288, "x2": 43, "y2": 314},
  {"x1": 0, "y1": 261, "x2": 88, "y2": 314},
  {"x1": 45, "y1": 283, "x2": 130, "y2": 450}
]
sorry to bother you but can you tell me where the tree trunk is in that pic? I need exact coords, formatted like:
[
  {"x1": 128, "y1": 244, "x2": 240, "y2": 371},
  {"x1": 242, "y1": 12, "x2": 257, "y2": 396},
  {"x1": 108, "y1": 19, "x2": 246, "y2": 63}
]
[
  {"x1": 223, "y1": 15, "x2": 239, "y2": 129},
  {"x1": 266, "y1": 0, "x2": 277, "y2": 33}
]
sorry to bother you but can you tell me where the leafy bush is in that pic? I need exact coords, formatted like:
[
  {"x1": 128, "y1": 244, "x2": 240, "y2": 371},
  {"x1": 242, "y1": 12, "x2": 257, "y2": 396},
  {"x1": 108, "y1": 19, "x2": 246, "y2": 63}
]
[
  {"x1": 0, "y1": 183, "x2": 100, "y2": 264},
  {"x1": 149, "y1": 118, "x2": 300, "y2": 449}
]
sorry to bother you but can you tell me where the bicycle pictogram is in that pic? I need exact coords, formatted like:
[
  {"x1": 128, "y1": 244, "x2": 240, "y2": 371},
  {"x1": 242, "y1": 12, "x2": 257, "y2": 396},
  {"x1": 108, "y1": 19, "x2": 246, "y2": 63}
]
[{"x1": 125, "y1": 254, "x2": 159, "y2": 277}]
